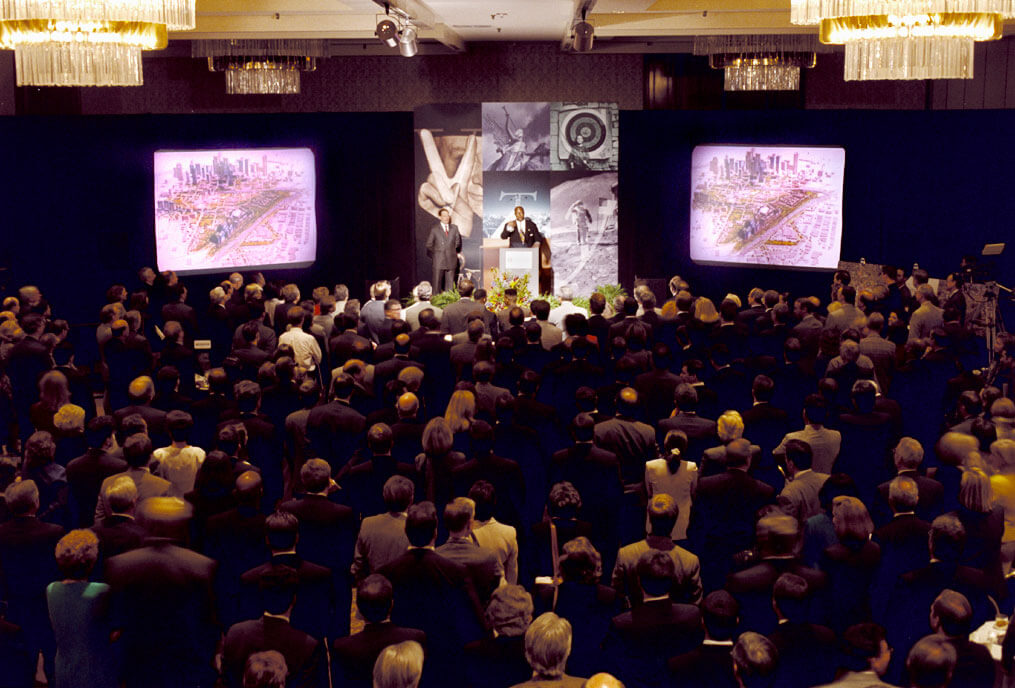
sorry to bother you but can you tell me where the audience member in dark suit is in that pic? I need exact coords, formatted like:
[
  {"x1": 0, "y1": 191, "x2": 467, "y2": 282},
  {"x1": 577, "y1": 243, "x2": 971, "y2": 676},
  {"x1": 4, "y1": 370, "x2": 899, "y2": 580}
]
[
  {"x1": 872, "y1": 436, "x2": 944, "y2": 527},
  {"x1": 767, "y1": 573, "x2": 839, "y2": 688},
  {"x1": 464, "y1": 584, "x2": 533, "y2": 688},
  {"x1": 221, "y1": 566, "x2": 326, "y2": 688},
  {"x1": 724, "y1": 513, "x2": 827, "y2": 635},
  {"x1": 377, "y1": 502, "x2": 485, "y2": 680},
  {"x1": 883, "y1": 514, "x2": 994, "y2": 683},
  {"x1": 530, "y1": 537, "x2": 619, "y2": 678},
  {"x1": 111, "y1": 375, "x2": 169, "y2": 447},
  {"x1": 820, "y1": 496, "x2": 881, "y2": 632},
  {"x1": 633, "y1": 344, "x2": 681, "y2": 425},
  {"x1": 871, "y1": 476, "x2": 932, "y2": 614},
  {"x1": 451, "y1": 319, "x2": 487, "y2": 380},
  {"x1": 278, "y1": 459, "x2": 356, "y2": 636},
  {"x1": 258, "y1": 358, "x2": 303, "y2": 436},
  {"x1": 228, "y1": 321, "x2": 271, "y2": 383},
  {"x1": 668, "y1": 590, "x2": 740, "y2": 688},
  {"x1": 89, "y1": 474, "x2": 146, "y2": 571},
  {"x1": 239, "y1": 510, "x2": 335, "y2": 641},
  {"x1": 440, "y1": 280, "x2": 486, "y2": 336},
  {"x1": 94, "y1": 433, "x2": 170, "y2": 522},
  {"x1": 549, "y1": 413, "x2": 623, "y2": 566},
  {"x1": 528, "y1": 481, "x2": 595, "y2": 586},
  {"x1": 811, "y1": 622, "x2": 895, "y2": 688},
  {"x1": 332, "y1": 574, "x2": 426, "y2": 688},
  {"x1": 656, "y1": 383, "x2": 717, "y2": 462},
  {"x1": 603, "y1": 549, "x2": 703, "y2": 687},
  {"x1": 740, "y1": 374, "x2": 790, "y2": 466},
  {"x1": 594, "y1": 387, "x2": 658, "y2": 485},
  {"x1": 217, "y1": 380, "x2": 284, "y2": 510},
  {"x1": 688, "y1": 439, "x2": 775, "y2": 591},
  {"x1": 351, "y1": 475, "x2": 413, "y2": 581},
  {"x1": 306, "y1": 373, "x2": 366, "y2": 474},
  {"x1": 436, "y1": 497, "x2": 504, "y2": 604},
  {"x1": 7, "y1": 314, "x2": 53, "y2": 439},
  {"x1": 612, "y1": 493, "x2": 702, "y2": 607},
  {"x1": 104, "y1": 498, "x2": 219, "y2": 688},
  {"x1": 160, "y1": 283, "x2": 198, "y2": 336},
  {"x1": 190, "y1": 368, "x2": 237, "y2": 450},
  {"x1": 205, "y1": 470, "x2": 269, "y2": 628},
  {"x1": 0, "y1": 479, "x2": 64, "y2": 686},
  {"x1": 836, "y1": 380, "x2": 898, "y2": 504},
  {"x1": 342, "y1": 423, "x2": 419, "y2": 519},
  {"x1": 453, "y1": 420, "x2": 525, "y2": 529},
  {"x1": 927, "y1": 589, "x2": 995, "y2": 688}
]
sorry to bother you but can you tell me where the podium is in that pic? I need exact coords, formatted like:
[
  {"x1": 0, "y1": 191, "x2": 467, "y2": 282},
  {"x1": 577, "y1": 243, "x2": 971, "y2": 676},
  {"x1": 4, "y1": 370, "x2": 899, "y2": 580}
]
[{"x1": 498, "y1": 245, "x2": 540, "y2": 293}]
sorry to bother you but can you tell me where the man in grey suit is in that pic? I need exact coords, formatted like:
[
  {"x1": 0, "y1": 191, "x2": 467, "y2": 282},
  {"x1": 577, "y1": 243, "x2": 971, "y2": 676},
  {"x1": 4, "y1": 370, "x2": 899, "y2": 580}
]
[
  {"x1": 426, "y1": 208, "x2": 462, "y2": 293},
  {"x1": 351, "y1": 475, "x2": 413, "y2": 581},
  {"x1": 908, "y1": 284, "x2": 944, "y2": 342}
]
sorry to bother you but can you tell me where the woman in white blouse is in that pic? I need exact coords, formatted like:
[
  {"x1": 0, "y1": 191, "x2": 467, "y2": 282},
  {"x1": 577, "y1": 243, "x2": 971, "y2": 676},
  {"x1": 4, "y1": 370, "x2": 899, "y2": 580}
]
[{"x1": 644, "y1": 430, "x2": 698, "y2": 541}]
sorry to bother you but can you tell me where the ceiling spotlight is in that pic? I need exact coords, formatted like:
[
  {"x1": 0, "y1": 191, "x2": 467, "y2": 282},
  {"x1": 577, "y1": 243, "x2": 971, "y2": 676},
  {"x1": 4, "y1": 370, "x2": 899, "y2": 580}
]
[
  {"x1": 398, "y1": 23, "x2": 418, "y2": 57},
  {"x1": 573, "y1": 20, "x2": 594, "y2": 52},
  {"x1": 376, "y1": 18, "x2": 399, "y2": 48}
]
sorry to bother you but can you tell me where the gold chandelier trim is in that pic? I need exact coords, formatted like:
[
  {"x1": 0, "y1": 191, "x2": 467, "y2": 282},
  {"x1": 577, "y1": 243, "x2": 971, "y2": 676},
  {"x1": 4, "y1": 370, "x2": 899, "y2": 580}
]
[
  {"x1": 819, "y1": 12, "x2": 1003, "y2": 42},
  {"x1": 0, "y1": 19, "x2": 166, "y2": 49}
]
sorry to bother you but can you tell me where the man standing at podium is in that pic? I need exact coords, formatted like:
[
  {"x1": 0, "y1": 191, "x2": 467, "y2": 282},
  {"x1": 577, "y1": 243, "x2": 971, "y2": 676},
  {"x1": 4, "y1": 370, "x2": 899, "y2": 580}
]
[
  {"x1": 500, "y1": 205, "x2": 552, "y2": 294},
  {"x1": 426, "y1": 207, "x2": 462, "y2": 293}
]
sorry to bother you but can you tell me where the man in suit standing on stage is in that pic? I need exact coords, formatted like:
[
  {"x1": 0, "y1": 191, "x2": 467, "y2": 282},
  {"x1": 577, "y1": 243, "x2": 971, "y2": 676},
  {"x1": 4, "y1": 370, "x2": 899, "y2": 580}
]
[{"x1": 426, "y1": 207, "x2": 462, "y2": 293}]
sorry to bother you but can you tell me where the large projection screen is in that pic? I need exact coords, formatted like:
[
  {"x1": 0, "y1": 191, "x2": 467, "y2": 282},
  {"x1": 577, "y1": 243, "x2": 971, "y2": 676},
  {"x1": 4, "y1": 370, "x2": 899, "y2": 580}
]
[
  {"x1": 154, "y1": 147, "x2": 317, "y2": 275},
  {"x1": 689, "y1": 145, "x2": 845, "y2": 270}
]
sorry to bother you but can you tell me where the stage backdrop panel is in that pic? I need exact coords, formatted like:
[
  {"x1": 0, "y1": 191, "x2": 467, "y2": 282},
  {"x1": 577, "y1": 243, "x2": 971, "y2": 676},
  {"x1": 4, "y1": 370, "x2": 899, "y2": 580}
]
[{"x1": 416, "y1": 102, "x2": 620, "y2": 297}]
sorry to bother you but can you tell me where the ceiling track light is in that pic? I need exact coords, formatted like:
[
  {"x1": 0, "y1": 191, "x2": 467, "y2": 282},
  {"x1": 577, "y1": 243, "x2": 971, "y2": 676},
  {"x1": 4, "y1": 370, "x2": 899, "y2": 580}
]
[
  {"x1": 398, "y1": 22, "x2": 418, "y2": 57},
  {"x1": 376, "y1": 18, "x2": 398, "y2": 48},
  {"x1": 572, "y1": 9, "x2": 594, "y2": 52}
]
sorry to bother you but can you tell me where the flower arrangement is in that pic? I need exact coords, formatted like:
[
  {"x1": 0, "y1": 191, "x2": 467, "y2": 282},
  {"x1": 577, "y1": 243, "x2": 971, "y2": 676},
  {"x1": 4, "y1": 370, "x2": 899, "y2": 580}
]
[{"x1": 486, "y1": 269, "x2": 533, "y2": 311}]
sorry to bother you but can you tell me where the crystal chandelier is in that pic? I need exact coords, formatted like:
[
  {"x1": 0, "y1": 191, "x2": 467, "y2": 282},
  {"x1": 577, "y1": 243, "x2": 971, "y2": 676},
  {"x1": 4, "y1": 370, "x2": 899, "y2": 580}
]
[
  {"x1": 791, "y1": 0, "x2": 1014, "y2": 79},
  {"x1": 0, "y1": 0, "x2": 195, "y2": 86},
  {"x1": 194, "y1": 40, "x2": 327, "y2": 95},
  {"x1": 694, "y1": 35, "x2": 820, "y2": 91}
]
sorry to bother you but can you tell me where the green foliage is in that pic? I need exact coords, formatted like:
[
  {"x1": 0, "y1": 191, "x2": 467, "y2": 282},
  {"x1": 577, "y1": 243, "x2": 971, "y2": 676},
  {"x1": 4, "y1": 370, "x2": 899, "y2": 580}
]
[
  {"x1": 593, "y1": 283, "x2": 627, "y2": 305},
  {"x1": 487, "y1": 270, "x2": 533, "y2": 311},
  {"x1": 431, "y1": 288, "x2": 461, "y2": 309},
  {"x1": 538, "y1": 293, "x2": 562, "y2": 309},
  {"x1": 573, "y1": 296, "x2": 591, "y2": 311}
]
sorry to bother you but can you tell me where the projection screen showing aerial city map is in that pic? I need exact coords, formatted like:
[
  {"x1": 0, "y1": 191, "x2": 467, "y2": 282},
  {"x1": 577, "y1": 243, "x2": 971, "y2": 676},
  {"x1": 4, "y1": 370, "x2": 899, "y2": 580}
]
[
  {"x1": 689, "y1": 145, "x2": 845, "y2": 270},
  {"x1": 154, "y1": 148, "x2": 317, "y2": 275}
]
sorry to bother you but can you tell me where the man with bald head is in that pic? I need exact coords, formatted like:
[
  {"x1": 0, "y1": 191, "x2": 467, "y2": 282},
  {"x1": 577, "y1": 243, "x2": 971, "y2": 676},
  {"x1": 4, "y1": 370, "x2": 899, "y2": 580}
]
[
  {"x1": 112, "y1": 375, "x2": 168, "y2": 446},
  {"x1": 390, "y1": 392, "x2": 425, "y2": 464},
  {"x1": 105, "y1": 498, "x2": 218, "y2": 688},
  {"x1": 690, "y1": 438, "x2": 776, "y2": 591},
  {"x1": 594, "y1": 387, "x2": 658, "y2": 485}
]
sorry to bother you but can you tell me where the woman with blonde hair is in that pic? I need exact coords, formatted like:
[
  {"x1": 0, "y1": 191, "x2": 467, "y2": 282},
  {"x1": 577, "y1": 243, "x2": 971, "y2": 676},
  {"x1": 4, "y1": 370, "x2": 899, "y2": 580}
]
[
  {"x1": 821, "y1": 496, "x2": 880, "y2": 632},
  {"x1": 445, "y1": 388, "x2": 476, "y2": 453},
  {"x1": 415, "y1": 416, "x2": 465, "y2": 512},
  {"x1": 989, "y1": 438, "x2": 1015, "y2": 573},
  {"x1": 956, "y1": 467, "x2": 1003, "y2": 584}
]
